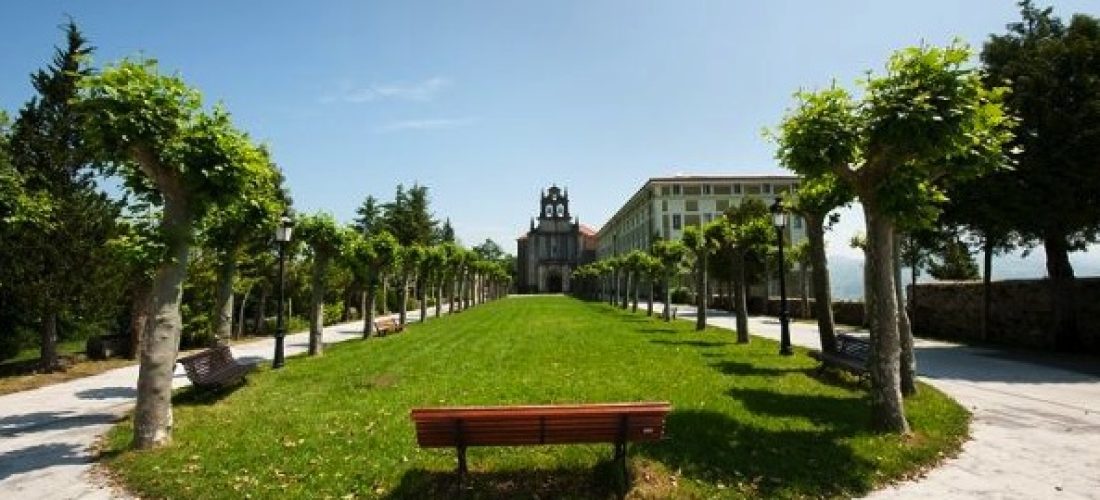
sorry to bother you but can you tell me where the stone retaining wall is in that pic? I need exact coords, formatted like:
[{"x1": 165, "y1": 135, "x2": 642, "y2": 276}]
[{"x1": 909, "y1": 278, "x2": 1100, "y2": 352}]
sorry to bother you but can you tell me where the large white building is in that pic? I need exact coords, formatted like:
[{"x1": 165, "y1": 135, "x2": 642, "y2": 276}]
[{"x1": 596, "y1": 174, "x2": 807, "y2": 259}]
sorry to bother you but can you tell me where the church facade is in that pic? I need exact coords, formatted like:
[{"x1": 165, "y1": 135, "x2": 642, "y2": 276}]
[{"x1": 516, "y1": 185, "x2": 597, "y2": 293}]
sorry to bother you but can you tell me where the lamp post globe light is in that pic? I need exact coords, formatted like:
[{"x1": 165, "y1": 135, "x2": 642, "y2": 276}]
[
  {"x1": 272, "y1": 212, "x2": 294, "y2": 369},
  {"x1": 770, "y1": 197, "x2": 793, "y2": 356}
]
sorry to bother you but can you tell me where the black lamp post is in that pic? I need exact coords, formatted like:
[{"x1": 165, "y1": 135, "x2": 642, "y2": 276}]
[
  {"x1": 770, "y1": 197, "x2": 793, "y2": 356},
  {"x1": 272, "y1": 212, "x2": 294, "y2": 369}
]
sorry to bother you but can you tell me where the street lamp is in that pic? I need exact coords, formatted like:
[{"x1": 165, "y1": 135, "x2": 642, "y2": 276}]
[
  {"x1": 272, "y1": 212, "x2": 294, "y2": 369},
  {"x1": 770, "y1": 197, "x2": 793, "y2": 356}
]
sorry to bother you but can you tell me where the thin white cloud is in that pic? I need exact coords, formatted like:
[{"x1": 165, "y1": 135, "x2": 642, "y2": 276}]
[
  {"x1": 322, "y1": 77, "x2": 451, "y2": 104},
  {"x1": 377, "y1": 117, "x2": 476, "y2": 133}
]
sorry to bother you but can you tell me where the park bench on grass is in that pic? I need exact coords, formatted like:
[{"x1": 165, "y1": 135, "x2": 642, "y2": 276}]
[
  {"x1": 410, "y1": 402, "x2": 672, "y2": 478},
  {"x1": 373, "y1": 316, "x2": 404, "y2": 336},
  {"x1": 808, "y1": 333, "x2": 871, "y2": 381},
  {"x1": 177, "y1": 344, "x2": 256, "y2": 390}
]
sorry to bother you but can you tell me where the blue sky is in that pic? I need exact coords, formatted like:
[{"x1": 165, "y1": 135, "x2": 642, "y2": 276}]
[{"x1": 3, "y1": 1, "x2": 1098, "y2": 274}]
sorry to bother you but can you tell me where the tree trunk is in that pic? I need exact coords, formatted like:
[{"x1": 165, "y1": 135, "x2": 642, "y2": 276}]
[
  {"x1": 663, "y1": 274, "x2": 672, "y2": 322},
  {"x1": 799, "y1": 261, "x2": 810, "y2": 319},
  {"x1": 990, "y1": 237, "x2": 998, "y2": 342},
  {"x1": 450, "y1": 274, "x2": 459, "y2": 313},
  {"x1": 647, "y1": 279, "x2": 654, "y2": 316},
  {"x1": 696, "y1": 255, "x2": 707, "y2": 331},
  {"x1": 235, "y1": 284, "x2": 251, "y2": 340},
  {"x1": 631, "y1": 272, "x2": 639, "y2": 313},
  {"x1": 341, "y1": 286, "x2": 351, "y2": 322},
  {"x1": 862, "y1": 258, "x2": 872, "y2": 328},
  {"x1": 39, "y1": 310, "x2": 60, "y2": 372},
  {"x1": 255, "y1": 287, "x2": 267, "y2": 335},
  {"x1": 381, "y1": 280, "x2": 389, "y2": 315},
  {"x1": 733, "y1": 252, "x2": 749, "y2": 343},
  {"x1": 133, "y1": 189, "x2": 191, "y2": 449},
  {"x1": 213, "y1": 254, "x2": 237, "y2": 346},
  {"x1": 435, "y1": 277, "x2": 444, "y2": 317},
  {"x1": 363, "y1": 285, "x2": 376, "y2": 338},
  {"x1": 129, "y1": 280, "x2": 153, "y2": 359},
  {"x1": 419, "y1": 274, "x2": 428, "y2": 323},
  {"x1": 895, "y1": 238, "x2": 917, "y2": 397},
  {"x1": 309, "y1": 254, "x2": 328, "y2": 356},
  {"x1": 399, "y1": 274, "x2": 410, "y2": 326},
  {"x1": 806, "y1": 214, "x2": 836, "y2": 353},
  {"x1": 1043, "y1": 234, "x2": 1079, "y2": 351},
  {"x1": 620, "y1": 271, "x2": 629, "y2": 309},
  {"x1": 863, "y1": 204, "x2": 909, "y2": 434}
]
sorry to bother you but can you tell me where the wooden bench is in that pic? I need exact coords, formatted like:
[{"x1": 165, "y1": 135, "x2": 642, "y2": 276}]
[
  {"x1": 373, "y1": 316, "x2": 404, "y2": 336},
  {"x1": 177, "y1": 344, "x2": 256, "y2": 389},
  {"x1": 410, "y1": 402, "x2": 671, "y2": 477},
  {"x1": 808, "y1": 333, "x2": 871, "y2": 381}
]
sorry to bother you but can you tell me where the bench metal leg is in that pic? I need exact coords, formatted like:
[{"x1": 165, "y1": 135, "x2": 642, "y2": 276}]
[
  {"x1": 615, "y1": 415, "x2": 629, "y2": 481},
  {"x1": 456, "y1": 444, "x2": 468, "y2": 476}
]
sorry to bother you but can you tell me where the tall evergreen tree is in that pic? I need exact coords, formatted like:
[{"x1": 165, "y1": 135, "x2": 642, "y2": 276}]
[
  {"x1": 353, "y1": 194, "x2": 381, "y2": 237},
  {"x1": 5, "y1": 21, "x2": 123, "y2": 371},
  {"x1": 981, "y1": 1, "x2": 1100, "y2": 350}
]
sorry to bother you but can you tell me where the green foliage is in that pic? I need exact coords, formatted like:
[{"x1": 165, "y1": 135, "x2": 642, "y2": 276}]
[
  {"x1": 980, "y1": 1, "x2": 1100, "y2": 249},
  {"x1": 1, "y1": 22, "x2": 128, "y2": 365},
  {"x1": 771, "y1": 86, "x2": 861, "y2": 180},
  {"x1": 79, "y1": 59, "x2": 270, "y2": 224},
  {"x1": 344, "y1": 231, "x2": 401, "y2": 289},
  {"x1": 381, "y1": 184, "x2": 437, "y2": 246},
  {"x1": 352, "y1": 195, "x2": 381, "y2": 237},
  {"x1": 724, "y1": 198, "x2": 774, "y2": 256},
  {"x1": 774, "y1": 43, "x2": 1014, "y2": 228},
  {"x1": 928, "y1": 238, "x2": 980, "y2": 281},
  {"x1": 651, "y1": 239, "x2": 687, "y2": 275},
  {"x1": 790, "y1": 174, "x2": 852, "y2": 220},
  {"x1": 296, "y1": 212, "x2": 349, "y2": 259}
]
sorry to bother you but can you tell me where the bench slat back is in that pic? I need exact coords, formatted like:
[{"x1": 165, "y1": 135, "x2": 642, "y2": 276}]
[
  {"x1": 836, "y1": 334, "x2": 871, "y2": 361},
  {"x1": 374, "y1": 317, "x2": 399, "y2": 331},
  {"x1": 178, "y1": 345, "x2": 235, "y2": 384},
  {"x1": 411, "y1": 402, "x2": 671, "y2": 448}
]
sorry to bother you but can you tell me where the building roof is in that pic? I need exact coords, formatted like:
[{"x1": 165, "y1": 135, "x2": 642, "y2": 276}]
[{"x1": 579, "y1": 224, "x2": 598, "y2": 236}]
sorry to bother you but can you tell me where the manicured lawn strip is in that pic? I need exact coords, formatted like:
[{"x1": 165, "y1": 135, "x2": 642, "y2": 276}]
[{"x1": 100, "y1": 296, "x2": 968, "y2": 499}]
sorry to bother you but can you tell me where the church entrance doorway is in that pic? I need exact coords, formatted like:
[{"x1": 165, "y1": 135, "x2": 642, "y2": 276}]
[{"x1": 546, "y1": 271, "x2": 563, "y2": 293}]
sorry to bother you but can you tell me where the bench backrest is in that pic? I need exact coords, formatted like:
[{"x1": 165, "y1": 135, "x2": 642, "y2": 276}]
[
  {"x1": 178, "y1": 345, "x2": 237, "y2": 383},
  {"x1": 836, "y1": 334, "x2": 871, "y2": 361},
  {"x1": 411, "y1": 402, "x2": 671, "y2": 448},
  {"x1": 374, "y1": 317, "x2": 398, "y2": 329}
]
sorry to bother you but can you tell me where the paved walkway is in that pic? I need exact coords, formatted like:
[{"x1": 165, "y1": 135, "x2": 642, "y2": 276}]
[
  {"x1": 3, "y1": 300, "x2": 1099, "y2": 498},
  {"x1": 0, "y1": 307, "x2": 446, "y2": 499},
  {"x1": 670, "y1": 305, "x2": 1100, "y2": 499}
]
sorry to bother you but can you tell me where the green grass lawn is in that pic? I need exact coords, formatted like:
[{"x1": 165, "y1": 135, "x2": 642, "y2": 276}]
[{"x1": 101, "y1": 296, "x2": 968, "y2": 499}]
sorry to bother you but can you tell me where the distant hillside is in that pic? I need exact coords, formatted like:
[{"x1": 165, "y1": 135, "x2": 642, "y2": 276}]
[{"x1": 824, "y1": 249, "x2": 1100, "y2": 301}]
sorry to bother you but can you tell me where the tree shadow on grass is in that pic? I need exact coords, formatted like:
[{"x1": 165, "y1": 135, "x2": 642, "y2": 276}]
[
  {"x1": 711, "y1": 360, "x2": 814, "y2": 377},
  {"x1": 385, "y1": 461, "x2": 625, "y2": 500},
  {"x1": 650, "y1": 339, "x2": 731, "y2": 348},
  {"x1": 634, "y1": 327, "x2": 678, "y2": 335},
  {"x1": 639, "y1": 397, "x2": 877, "y2": 497},
  {"x1": 171, "y1": 382, "x2": 247, "y2": 407}
]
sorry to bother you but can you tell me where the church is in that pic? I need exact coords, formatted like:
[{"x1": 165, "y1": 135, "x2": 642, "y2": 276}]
[{"x1": 516, "y1": 185, "x2": 597, "y2": 293}]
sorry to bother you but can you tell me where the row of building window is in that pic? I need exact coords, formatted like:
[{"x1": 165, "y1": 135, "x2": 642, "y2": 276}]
[
  {"x1": 657, "y1": 182, "x2": 797, "y2": 197},
  {"x1": 662, "y1": 212, "x2": 803, "y2": 233},
  {"x1": 661, "y1": 198, "x2": 789, "y2": 214}
]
